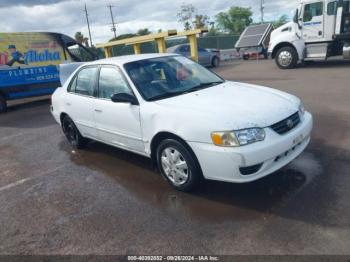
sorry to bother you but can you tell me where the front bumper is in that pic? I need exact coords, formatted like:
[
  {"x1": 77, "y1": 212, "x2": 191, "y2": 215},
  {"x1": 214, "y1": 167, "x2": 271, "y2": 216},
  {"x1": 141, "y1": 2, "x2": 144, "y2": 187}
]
[{"x1": 188, "y1": 112, "x2": 313, "y2": 183}]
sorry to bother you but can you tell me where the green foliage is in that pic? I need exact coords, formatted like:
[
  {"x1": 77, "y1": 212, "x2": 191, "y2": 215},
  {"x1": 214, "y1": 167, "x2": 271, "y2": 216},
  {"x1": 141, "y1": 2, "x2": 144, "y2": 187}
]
[
  {"x1": 193, "y1": 14, "x2": 209, "y2": 29},
  {"x1": 137, "y1": 28, "x2": 152, "y2": 36},
  {"x1": 74, "y1": 32, "x2": 89, "y2": 47},
  {"x1": 216, "y1": 6, "x2": 253, "y2": 35},
  {"x1": 272, "y1": 15, "x2": 290, "y2": 28}
]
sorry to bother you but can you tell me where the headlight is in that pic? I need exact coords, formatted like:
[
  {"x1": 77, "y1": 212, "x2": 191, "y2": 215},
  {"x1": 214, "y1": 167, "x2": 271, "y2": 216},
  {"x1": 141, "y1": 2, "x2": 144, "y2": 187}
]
[
  {"x1": 211, "y1": 128, "x2": 265, "y2": 147},
  {"x1": 299, "y1": 101, "x2": 305, "y2": 116}
]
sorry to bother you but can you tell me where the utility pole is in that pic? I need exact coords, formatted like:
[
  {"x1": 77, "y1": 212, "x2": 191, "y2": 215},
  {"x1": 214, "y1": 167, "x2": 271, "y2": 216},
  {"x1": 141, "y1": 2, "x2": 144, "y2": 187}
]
[
  {"x1": 260, "y1": 0, "x2": 265, "y2": 24},
  {"x1": 108, "y1": 4, "x2": 117, "y2": 39},
  {"x1": 84, "y1": 3, "x2": 93, "y2": 47}
]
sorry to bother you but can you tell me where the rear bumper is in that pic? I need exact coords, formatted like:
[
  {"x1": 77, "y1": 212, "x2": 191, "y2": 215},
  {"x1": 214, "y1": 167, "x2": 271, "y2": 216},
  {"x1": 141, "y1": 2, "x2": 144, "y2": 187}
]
[{"x1": 188, "y1": 112, "x2": 313, "y2": 183}]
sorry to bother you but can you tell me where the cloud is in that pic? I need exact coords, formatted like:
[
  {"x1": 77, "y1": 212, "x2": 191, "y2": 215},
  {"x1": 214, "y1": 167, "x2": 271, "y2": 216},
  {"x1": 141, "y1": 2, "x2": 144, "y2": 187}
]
[{"x1": 0, "y1": 0, "x2": 299, "y2": 44}]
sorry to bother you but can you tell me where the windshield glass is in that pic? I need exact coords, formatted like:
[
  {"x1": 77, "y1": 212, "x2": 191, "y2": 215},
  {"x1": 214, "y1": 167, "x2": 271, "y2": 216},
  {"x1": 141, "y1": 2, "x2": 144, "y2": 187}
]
[{"x1": 124, "y1": 56, "x2": 224, "y2": 101}]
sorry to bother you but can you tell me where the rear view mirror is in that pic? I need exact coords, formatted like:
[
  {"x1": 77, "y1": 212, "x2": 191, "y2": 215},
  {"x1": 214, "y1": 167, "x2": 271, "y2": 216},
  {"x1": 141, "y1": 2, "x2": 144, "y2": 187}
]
[{"x1": 111, "y1": 93, "x2": 139, "y2": 105}]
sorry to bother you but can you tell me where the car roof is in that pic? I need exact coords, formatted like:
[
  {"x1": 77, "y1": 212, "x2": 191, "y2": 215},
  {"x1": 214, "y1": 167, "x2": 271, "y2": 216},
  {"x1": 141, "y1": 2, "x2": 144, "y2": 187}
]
[{"x1": 86, "y1": 53, "x2": 178, "y2": 66}]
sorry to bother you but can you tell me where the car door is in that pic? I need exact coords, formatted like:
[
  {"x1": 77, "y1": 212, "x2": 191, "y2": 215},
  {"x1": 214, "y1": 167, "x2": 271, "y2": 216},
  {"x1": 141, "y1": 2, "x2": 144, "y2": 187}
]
[
  {"x1": 198, "y1": 47, "x2": 211, "y2": 66},
  {"x1": 94, "y1": 65, "x2": 145, "y2": 154},
  {"x1": 64, "y1": 66, "x2": 98, "y2": 139},
  {"x1": 302, "y1": 1, "x2": 325, "y2": 42},
  {"x1": 179, "y1": 45, "x2": 191, "y2": 58}
]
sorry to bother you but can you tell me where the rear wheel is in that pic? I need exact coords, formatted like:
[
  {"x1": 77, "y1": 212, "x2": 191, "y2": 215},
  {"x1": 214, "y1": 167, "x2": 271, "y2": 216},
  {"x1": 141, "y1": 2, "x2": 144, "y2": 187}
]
[
  {"x1": 275, "y1": 46, "x2": 298, "y2": 69},
  {"x1": 62, "y1": 116, "x2": 88, "y2": 149},
  {"x1": 156, "y1": 139, "x2": 202, "y2": 192},
  {"x1": 211, "y1": 56, "x2": 220, "y2": 67},
  {"x1": 0, "y1": 95, "x2": 7, "y2": 113}
]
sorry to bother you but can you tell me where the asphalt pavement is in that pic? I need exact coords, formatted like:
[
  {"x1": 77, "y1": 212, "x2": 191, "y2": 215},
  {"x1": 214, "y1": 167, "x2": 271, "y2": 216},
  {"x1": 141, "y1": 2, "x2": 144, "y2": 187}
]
[{"x1": 0, "y1": 59, "x2": 349, "y2": 255}]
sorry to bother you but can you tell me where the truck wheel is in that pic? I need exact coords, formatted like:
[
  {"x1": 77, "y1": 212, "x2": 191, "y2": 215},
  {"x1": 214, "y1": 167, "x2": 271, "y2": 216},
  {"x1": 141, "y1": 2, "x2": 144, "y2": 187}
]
[
  {"x1": 0, "y1": 95, "x2": 7, "y2": 113},
  {"x1": 275, "y1": 46, "x2": 298, "y2": 69},
  {"x1": 156, "y1": 139, "x2": 202, "y2": 192}
]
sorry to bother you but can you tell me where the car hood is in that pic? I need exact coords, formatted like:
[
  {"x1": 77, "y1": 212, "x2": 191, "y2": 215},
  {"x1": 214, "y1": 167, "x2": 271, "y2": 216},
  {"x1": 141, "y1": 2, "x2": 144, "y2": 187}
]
[{"x1": 154, "y1": 81, "x2": 300, "y2": 130}]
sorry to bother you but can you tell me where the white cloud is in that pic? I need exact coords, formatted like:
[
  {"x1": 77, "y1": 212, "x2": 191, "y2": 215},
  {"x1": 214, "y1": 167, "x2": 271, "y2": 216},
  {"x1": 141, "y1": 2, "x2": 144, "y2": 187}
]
[{"x1": 0, "y1": 0, "x2": 300, "y2": 44}]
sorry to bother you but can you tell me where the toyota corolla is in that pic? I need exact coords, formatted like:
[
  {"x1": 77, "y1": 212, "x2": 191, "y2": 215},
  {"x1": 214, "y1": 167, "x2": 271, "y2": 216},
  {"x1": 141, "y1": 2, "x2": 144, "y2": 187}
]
[{"x1": 51, "y1": 53, "x2": 313, "y2": 192}]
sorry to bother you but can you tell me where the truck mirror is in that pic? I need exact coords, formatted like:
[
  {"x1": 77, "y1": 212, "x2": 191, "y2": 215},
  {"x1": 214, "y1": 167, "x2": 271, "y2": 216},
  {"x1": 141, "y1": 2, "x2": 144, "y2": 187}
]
[{"x1": 293, "y1": 9, "x2": 299, "y2": 23}]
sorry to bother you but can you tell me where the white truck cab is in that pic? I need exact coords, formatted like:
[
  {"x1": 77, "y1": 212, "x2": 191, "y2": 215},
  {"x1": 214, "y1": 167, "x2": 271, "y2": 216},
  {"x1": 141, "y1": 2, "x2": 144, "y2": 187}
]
[{"x1": 268, "y1": 0, "x2": 350, "y2": 69}]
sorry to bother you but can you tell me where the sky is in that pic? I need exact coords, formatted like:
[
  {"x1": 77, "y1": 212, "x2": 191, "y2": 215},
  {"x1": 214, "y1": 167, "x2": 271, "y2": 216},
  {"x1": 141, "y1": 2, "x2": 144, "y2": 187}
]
[{"x1": 0, "y1": 0, "x2": 299, "y2": 44}]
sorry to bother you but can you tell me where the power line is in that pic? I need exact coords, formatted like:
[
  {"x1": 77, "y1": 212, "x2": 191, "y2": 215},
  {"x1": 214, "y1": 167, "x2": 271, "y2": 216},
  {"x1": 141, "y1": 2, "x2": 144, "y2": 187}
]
[
  {"x1": 84, "y1": 3, "x2": 93, "y2": 47},
  {"x1": 108, "y1": 4, "x2": 117, "y2": 39}
]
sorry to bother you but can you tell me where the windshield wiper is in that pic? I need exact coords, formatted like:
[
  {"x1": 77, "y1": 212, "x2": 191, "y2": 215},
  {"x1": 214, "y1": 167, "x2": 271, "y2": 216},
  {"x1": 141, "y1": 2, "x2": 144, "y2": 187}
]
[{"x1": 187, "y1": 81, "x2": 224, "y2": 92}]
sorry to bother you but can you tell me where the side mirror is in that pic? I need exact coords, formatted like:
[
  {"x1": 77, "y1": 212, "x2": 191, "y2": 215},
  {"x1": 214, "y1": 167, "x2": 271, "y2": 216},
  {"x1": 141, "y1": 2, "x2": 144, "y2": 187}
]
[
  {"x1": 111, "y1": 93, "x2": 139, "y2": 105},
  {"x1": 293, "y1": 9, "x2": 299, "y2": 23}
]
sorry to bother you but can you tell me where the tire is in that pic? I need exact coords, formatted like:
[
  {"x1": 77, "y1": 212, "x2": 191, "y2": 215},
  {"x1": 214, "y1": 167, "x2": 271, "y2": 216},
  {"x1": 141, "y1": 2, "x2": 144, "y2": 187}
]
[
  {"x1": 156, "y1": 139, "x2": 202, "y2": 192},
  {"x1": 61, "y1": 116, "x2": 88, "y2": 149},
  {"x1": 0, "y1": 94, "x2": 7, "y2": 113},
  {"x1": 243, "y1": 55, "x2": 249, "y2": 60},
  {"x1": 275, "y1": 46, "x2": 298, "y2": 69},
  {"x1": 211, "y1": 56, "x2": 220, "y2": 67}
]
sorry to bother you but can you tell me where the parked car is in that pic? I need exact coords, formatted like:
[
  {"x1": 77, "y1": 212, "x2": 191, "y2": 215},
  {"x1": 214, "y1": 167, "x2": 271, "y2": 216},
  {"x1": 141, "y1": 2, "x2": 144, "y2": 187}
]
[
  {"x1": 167, "y1": 44, "x2": 220, "y2": 67},
  {"x1": 51, "y1": 53, "x2": 313, "y2": 192}
]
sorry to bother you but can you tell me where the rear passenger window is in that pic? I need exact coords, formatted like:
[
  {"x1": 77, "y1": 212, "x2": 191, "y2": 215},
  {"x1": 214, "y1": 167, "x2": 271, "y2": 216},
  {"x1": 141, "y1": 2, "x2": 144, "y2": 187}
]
[{"x1": 69, "y1": 67, "x2": 98, "y2": 96}]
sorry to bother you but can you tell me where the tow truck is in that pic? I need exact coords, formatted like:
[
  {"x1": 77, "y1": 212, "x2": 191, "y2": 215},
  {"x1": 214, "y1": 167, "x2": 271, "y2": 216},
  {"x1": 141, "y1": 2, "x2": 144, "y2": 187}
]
[{"x1": 268, "y1": 0, "x2": 350, "y2": 69}]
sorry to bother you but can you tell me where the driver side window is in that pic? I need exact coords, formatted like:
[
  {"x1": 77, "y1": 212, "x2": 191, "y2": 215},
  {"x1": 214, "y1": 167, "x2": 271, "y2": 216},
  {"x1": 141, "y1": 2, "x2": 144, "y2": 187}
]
[
  {"x1": 303, "y1": 2, "x2": 324, "y2": 22},
  {"x1": 98, "y1": 66, "x2": 132, "y2": 100}
]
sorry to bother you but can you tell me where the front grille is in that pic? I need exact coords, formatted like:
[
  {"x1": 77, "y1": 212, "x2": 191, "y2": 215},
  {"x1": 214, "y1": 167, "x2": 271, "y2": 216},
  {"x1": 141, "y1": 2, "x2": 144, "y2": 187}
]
[{"x1": 270, "y1": 112, "x2": 300, "y2": 135}]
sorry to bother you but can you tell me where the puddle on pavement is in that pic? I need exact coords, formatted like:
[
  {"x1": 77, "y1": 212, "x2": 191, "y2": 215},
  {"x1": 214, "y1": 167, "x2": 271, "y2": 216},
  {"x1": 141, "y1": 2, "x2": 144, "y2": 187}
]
[{"x1": 59, "y1": 139, "x2": 323, "y2": 223}]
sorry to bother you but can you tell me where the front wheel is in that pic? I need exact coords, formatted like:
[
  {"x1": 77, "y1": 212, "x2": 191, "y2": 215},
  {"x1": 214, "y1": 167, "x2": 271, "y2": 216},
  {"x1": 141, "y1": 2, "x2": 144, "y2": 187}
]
[
  {"x1": 62, "y1": 116, "x2": 88, "y2": 149},
  {"x1": 275, "y1": 46, "x2": 298, "y2": 69},
  {"x1": 0, "y1": 95, "x2": 7, "y2": 113},
  {"x1": 156, "y1": 139, "x2": 202, "y2": 192}
]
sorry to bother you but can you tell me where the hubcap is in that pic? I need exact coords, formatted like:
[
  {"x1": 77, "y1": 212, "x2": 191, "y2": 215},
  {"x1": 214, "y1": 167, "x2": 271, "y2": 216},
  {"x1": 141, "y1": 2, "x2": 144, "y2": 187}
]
[
  {"x1": 278, "y1": 51, "x2": 292, "y2": 67},
  {"x1": 161, "y1": 147, "x2": 189, "y2": 186}
]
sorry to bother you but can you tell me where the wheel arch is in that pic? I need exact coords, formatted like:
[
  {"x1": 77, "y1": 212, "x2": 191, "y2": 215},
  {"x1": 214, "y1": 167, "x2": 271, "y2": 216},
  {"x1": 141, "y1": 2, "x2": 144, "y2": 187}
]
[
  {"x1": 150, "y1": 131, "x2": 202, "y2": 172},
  {"x1": 272, "y1": 42, "x2": 299, "y2": 59},
  {"x1": 60, "y1": 112, "x2": 69, "y2": 125}
]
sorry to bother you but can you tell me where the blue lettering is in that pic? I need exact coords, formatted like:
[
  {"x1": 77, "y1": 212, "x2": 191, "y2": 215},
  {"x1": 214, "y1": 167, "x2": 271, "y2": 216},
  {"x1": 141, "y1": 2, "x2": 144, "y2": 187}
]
[{"x1": 24, "y1": 49, "x2": 61, "y2": 64}]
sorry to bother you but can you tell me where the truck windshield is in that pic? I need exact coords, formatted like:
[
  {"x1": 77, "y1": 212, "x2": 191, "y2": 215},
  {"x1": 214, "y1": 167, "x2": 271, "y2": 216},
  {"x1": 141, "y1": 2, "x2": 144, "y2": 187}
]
[{"x1": 124, "y1": 56, "x2": 224, "y2": 101}]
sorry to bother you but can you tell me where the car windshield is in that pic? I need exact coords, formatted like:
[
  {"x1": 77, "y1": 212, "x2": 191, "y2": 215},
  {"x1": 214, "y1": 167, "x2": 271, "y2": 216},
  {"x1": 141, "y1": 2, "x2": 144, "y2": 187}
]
[{"x1": 124, "y1": 56, "x2": 224, "y2": 101}]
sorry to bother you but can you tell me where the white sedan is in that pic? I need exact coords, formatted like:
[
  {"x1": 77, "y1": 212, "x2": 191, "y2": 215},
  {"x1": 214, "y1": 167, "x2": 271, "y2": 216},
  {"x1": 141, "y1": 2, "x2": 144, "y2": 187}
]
[{"x1": 51, "y1": 53, "x2": 313, "y2": 192}]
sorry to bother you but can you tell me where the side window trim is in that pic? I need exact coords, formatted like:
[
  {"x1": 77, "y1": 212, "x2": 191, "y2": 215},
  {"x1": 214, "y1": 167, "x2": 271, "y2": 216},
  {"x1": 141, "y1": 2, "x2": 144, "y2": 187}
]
[
  {"x1": 97, "y1": 64, "x2": 137, "y2": 101},
  {"x1": 67, "y1": 65, "x2": 99, "y2": 98}
]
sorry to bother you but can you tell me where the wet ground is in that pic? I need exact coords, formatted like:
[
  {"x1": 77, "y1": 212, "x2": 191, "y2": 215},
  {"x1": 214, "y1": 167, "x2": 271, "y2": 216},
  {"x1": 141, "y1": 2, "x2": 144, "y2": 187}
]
[{"x1": 0, "y1": 59, "x2": 349, "y2": 255}]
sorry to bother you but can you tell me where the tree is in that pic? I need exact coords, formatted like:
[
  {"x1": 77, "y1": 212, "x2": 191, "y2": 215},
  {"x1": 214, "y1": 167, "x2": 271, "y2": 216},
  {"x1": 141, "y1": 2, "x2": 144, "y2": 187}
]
[
  {"x1": 137, "y1": 28, "x2": 152, "y2": 36},
  {"x1": 177, "y1": 3, "x2": 196, "y2": 30},
  {"x1": 272, "y1": 15, "x2": 289, "y2": 28},
  {"x1": 193, "y1": 14, "x2": 209, "y2": 30},
  {"x1": 74, "y1": 32, "x2": 89, "y2": 46},
  {"x1": 216, "y1": 7, "x2": 253, "y2": 35}
]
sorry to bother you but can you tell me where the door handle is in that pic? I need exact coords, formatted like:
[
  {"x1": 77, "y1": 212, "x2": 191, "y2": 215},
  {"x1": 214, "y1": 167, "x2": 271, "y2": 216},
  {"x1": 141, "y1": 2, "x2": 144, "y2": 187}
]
[
  {"x1": 94, "y1": 109, "x2": 103, "y2": 113},
  {"x1": 318, "y1": 31, "x2": 322, "y2": 36},
  {"x1": 66, "y1": 102, "x2": 71, "y2": 106}
]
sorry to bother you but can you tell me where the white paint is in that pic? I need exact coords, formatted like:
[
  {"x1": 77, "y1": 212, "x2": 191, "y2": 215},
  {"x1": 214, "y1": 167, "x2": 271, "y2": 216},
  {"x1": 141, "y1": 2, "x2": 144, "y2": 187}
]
[{"x1": 51, "y1": 53, "x2": 313, "y2": 184}]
